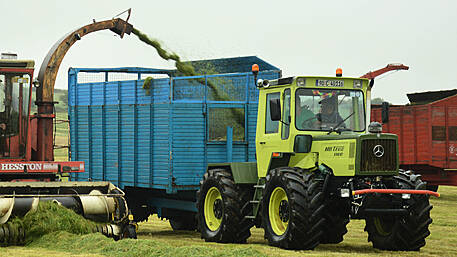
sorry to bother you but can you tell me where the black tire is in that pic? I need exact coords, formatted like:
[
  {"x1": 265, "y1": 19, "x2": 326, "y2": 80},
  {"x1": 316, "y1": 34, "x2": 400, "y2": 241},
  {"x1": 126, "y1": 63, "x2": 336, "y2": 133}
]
[
  {"x1": 122, "y1": 224, "x2": 137, "y2": 239},
  {"x1": 321, "y1": 199, "x2": 349, "y2": 244},
  {"x1": 426, "y1": 184, "x2": 439, "y2": 192},
  {"x1": 169, "y1": 216, "x2": 197, "y2": 231},
  {"x1": 130, "y1": 204, "x2": 150, "y2": 222},
  {"x1": 262, "y1": 167, "x2": 326, "y2": 250},
  {"x1": 196, "y1": 168, "x2": 252, "y2": 243},
  {"x1": 364, "y1": 171, "x2": 433, "y2": 251}
]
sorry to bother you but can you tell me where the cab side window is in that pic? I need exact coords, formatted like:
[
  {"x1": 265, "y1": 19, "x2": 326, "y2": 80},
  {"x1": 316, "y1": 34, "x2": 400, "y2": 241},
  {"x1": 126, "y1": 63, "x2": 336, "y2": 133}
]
[
  {"x1": 265, "y1": 92, "x2": 280, "y2": 134},
  {"x1": 281, "y1": 89, "x2": 290, "y2": 139},
  {"x1": 0, "y1": 75, "x2": 5, "y2": 112}
]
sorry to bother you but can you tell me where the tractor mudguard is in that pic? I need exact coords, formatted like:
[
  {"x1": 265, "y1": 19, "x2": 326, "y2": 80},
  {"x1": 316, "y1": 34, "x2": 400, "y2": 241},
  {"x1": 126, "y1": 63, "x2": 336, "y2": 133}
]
[{"x1": 207, "y1": 162, "x2": 258, "y2": 184}]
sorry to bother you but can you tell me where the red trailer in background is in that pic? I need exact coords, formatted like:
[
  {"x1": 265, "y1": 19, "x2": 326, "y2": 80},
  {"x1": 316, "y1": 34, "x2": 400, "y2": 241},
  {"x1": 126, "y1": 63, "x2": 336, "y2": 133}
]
[{"x1": 371, "y1": 89, "x2": 457, "y2": 190}]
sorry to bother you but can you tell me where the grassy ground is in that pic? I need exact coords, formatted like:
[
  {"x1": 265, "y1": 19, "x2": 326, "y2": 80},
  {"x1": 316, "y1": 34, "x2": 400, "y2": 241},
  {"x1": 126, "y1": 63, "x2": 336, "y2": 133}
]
[{"x1": 1, "y1": 186, "x2": 456, "y2": 256}]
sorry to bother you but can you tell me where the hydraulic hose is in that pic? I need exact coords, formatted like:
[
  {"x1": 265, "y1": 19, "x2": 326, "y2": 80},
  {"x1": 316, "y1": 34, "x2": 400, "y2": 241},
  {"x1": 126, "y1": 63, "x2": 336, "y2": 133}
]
[{"x1": 352, "y1": 188, "x2": 440, "y2": 197}]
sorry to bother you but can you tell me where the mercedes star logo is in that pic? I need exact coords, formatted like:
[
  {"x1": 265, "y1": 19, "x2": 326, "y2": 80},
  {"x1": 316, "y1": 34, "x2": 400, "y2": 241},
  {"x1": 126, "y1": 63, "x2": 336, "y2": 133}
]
[{"x1": 373, "y1": 145, "x2": 385, "y2": 158}]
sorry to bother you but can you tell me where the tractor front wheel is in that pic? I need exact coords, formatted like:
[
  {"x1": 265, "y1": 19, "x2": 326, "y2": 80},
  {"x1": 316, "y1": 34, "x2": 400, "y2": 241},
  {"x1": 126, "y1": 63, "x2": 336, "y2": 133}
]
[
  {"x1": 262, "y1": 167, "x2": 326, "y2": 250},
  {"x1": 364, "y1": 171, "x2": 433, "y2": 251},
  {"x1": 196, "y1": 168, "x2": 251, "y2": 243},
  {"x1": 321, "y1": 199, "x2": 349, "y2": 244}
]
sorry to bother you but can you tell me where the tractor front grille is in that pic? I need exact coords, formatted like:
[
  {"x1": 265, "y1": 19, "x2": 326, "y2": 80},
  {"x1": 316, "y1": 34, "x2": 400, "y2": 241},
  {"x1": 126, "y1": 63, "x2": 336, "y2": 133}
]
[{"x1": 360, "y1": 139, "x2": 397, "y2": 172}]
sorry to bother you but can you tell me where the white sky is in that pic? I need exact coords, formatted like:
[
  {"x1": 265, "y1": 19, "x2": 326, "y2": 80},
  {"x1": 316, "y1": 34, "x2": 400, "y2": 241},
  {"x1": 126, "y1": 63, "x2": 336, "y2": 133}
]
[{"x1": 1, "y1": 0, "x2": 456, "y2": 104}]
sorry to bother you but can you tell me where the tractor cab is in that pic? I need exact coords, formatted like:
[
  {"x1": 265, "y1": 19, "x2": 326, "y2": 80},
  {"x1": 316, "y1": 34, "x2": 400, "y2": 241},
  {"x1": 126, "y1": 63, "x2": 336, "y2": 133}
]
[
  {"x1": 254, "y1": 72, "x2": 372, "y2": 178},
  {"x1": 0, "y1": 54, "x2": 34, "y2": 159}
]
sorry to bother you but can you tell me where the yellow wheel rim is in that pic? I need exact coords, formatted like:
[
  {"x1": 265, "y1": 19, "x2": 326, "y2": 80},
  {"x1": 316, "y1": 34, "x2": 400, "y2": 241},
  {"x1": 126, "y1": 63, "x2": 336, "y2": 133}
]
[
  {"x1": 269, "y1": 187, "x2": 289, "y2": 236},
  {"x1": 373, "y1": 217, "x2": 391, "y2": 236},
  {"x1": 204, "y1": 187, "x2": 223, "y2": 231}
]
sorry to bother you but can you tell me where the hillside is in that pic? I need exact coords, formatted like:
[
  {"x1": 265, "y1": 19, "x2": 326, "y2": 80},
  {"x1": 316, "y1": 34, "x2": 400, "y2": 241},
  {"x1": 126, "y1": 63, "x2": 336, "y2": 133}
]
[{"x1": 31, "y1": 88, "x2": 68, "y2": 114}]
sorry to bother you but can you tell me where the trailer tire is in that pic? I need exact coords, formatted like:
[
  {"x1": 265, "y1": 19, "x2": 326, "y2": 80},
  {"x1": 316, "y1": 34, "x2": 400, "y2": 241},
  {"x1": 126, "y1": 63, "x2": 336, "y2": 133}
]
[
  {"x1": 262, "y1": 167, "x2": 326, "y2": 250},
  {"x1": 321, "y1": 199, "x2": 349, "y2": 244},
  {"x1": 169, "y1": 216, "x2": 197, "y2": 231},
  {"x1": 365, "y1": 171, "x2": 433, "y2": 251},
  {"x1": 197, "y1": 168, "x2": 251, "y2": 243},
  {"x1": 122, "y1": 224, "x2": 137, "y2": 239}
]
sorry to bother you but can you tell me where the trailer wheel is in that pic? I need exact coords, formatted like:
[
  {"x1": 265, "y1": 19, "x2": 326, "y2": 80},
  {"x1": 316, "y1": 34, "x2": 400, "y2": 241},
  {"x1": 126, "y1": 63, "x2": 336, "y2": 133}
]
[
  {"x1": 262, "y1": 167, "x2": 326, "y2": 250},
  {"x1": 321, "y1": 199, "x2": 349, "y2": 244},
  {"x1": 169, "y1": 216, "x2": 197, "y2": 231},
  {"x1": 196, "y1": 168, "x2": 251, "y2": 243},
  {"x1": 365, "y1": 171, "x2": 433, "y2": 251},
  {"x1": 122, "y1": 224, "x2": 137, "y2": 239}
]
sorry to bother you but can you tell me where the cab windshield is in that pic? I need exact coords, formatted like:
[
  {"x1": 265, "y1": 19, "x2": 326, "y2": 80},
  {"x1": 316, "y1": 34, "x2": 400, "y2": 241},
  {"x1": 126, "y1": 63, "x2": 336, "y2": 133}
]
[{"x1": 295, "y1": 88, "x2": 365, "y2": 132}]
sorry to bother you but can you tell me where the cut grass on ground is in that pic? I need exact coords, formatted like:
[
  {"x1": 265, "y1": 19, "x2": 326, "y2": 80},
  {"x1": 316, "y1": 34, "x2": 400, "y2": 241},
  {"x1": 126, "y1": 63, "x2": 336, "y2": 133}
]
[{"x1": 2, "y1": 186, "x2": 456, "y2": 257}]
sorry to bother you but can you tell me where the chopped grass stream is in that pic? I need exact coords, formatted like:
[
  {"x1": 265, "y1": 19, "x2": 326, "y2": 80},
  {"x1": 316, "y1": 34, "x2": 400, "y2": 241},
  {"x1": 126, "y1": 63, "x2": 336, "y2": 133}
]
[{"x1": 132, "y1": 27, "x2": 244, "y2": 127}]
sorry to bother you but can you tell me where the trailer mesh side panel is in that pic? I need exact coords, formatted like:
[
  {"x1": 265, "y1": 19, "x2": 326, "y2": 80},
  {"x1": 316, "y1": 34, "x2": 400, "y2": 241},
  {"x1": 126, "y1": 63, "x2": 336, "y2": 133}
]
[{"x1": 360, "y1": 139, "x2": 397, "y2": 172}]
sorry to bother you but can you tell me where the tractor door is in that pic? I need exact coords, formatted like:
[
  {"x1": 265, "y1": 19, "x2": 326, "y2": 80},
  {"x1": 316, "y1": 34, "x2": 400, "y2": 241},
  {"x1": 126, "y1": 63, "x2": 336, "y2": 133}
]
[
  {"x1": 256, "y1": 90, "x2": 286, "y2": 178},
  {"x1": 0, "y1": 71, "x2": 32, "y2": 158}
]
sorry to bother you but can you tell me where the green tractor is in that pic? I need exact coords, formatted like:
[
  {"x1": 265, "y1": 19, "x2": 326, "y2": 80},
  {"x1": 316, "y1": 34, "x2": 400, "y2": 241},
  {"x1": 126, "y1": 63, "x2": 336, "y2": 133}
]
[{"x1": 196, "y1": 67, "x2": 438, "y2": 251}]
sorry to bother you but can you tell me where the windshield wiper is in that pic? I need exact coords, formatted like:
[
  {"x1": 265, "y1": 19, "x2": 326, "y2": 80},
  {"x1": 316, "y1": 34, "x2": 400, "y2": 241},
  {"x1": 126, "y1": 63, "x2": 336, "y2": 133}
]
[{"x1": 328, "y1": 111, "x2": 355, "y2": 135}]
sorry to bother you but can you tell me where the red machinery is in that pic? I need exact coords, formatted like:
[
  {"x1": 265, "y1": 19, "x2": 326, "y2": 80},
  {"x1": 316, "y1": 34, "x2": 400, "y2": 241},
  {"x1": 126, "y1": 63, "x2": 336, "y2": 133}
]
[
  {"x1": 363, "y1": 64, "x2": 457, "y2": 189},
  {"x1": 0, "y1": 18, "x2": 132, "y2": 180},
  {"x1": 0, "y1": 57, "x2": 84, "y2": 180},
  {"x1": 0, "y1": 16, "x2": 136, "y2": 244},
  {"x1": 372, "y1": 90, "x2": 457, "y2": 190},
  {"x1": 360, "y1": 63, "x2": 409, "y2": 79}
]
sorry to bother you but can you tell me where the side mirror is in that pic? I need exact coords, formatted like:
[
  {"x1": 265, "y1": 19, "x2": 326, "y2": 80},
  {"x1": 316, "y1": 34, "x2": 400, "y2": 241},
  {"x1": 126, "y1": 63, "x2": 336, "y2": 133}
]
[
  {"x1": 294, "y1": 135, "x2": 313, "y2": 153},
  {"x1": 369, "y1": 78, "x2": 375, "y2": 88},
  {"x1": 270, "y1": 98, "x2": 281, "y2": 121},
  {"x1": 381, "y1": 101, "x2": 389, "y2": 123}
]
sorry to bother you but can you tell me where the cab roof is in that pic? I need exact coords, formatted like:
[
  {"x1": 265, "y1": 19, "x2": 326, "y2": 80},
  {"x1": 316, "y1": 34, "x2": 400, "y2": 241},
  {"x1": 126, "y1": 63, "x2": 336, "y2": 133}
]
[{"x1": 0, "y1": 59, "x2": 35, "y2": 69}]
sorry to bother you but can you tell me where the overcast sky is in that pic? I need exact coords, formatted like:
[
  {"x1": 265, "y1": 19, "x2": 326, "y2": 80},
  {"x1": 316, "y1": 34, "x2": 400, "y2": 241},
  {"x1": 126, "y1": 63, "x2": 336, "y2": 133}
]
[{"x1": 1, "y1": 0, "x2": 456, "y2": 104}]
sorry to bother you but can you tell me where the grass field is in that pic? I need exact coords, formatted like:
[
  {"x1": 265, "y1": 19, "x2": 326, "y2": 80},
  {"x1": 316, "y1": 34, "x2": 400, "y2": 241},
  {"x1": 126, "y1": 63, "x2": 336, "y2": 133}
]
[{"x1": 1, "y1": 186, "x2": 456, "y2": 257}]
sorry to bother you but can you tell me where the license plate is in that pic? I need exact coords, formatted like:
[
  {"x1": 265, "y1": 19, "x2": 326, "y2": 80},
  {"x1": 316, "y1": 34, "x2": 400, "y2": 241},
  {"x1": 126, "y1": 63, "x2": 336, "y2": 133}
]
[{"x1": 315, "y1": 80, "x2": 344, "y2": 87}]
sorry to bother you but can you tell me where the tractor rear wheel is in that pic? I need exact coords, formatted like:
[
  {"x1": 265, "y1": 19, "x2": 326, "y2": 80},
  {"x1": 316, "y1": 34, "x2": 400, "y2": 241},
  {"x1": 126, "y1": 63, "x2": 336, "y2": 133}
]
[
  {"x1": 196, "y1": 168, "x2": 251, "y2": 243},
  {"x1": 364, "y1": 171, "x2": 433, "y2": 251},
  {"x1": 262, "y1": 167, "x2": 326, "y2": 250}
]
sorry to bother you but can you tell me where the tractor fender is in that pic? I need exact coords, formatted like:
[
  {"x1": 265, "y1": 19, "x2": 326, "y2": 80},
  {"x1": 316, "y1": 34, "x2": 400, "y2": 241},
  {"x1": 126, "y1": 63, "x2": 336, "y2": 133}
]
[{"x1": 206, "y1": 162, "x2": 258, "y2": 184}]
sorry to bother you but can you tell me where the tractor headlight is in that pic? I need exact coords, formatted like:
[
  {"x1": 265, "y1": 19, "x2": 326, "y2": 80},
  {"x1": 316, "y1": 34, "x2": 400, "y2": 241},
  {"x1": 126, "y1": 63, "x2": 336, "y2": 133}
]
[
  {"x1": 340, "y1": 188, "x2": 350, "y2": 198},
  {"x1": 297, "y1": 77, "x2": 306, "y2": 87},
  {"x1": 402, "y1": 193, "x2": 411, "y2": 199},
  {"x1": 353, "y1": 80, "x2": 363, "y2": 89},
  {"x1": 257, "y1": 79, "x2": 270, "y2": 88}
]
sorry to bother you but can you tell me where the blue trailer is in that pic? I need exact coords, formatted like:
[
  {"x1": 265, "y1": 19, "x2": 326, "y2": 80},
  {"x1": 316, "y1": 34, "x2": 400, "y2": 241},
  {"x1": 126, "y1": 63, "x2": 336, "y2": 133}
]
[{"x1": 68, "y1": 56, "x2": 281, "y2": 227}]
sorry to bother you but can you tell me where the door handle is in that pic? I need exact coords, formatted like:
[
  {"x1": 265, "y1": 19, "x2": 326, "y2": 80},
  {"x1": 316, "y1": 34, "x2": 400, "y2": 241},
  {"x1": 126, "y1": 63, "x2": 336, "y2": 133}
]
[{"x1": 259, "y1": 142, "x2": 266, "y2": 144}]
